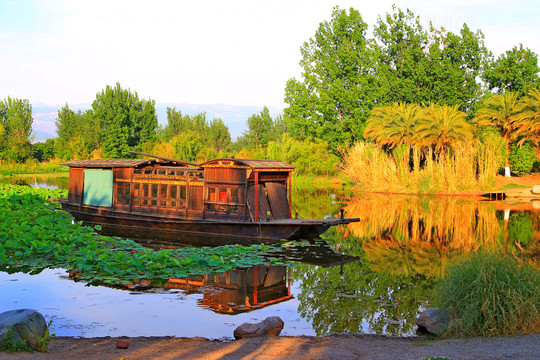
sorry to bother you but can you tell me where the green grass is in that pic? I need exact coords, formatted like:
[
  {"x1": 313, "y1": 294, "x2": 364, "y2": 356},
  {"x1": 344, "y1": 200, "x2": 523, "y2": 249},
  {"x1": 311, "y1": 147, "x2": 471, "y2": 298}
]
[
  {"x1": 502, "y1": 183, "x2": 530, "y2": 190},
  {"x1": 0, "y1": 159, "x2": 68, "y2": 175},
  {"x1": 433, "y1": 252, "x2": 539, "y2": 337}
]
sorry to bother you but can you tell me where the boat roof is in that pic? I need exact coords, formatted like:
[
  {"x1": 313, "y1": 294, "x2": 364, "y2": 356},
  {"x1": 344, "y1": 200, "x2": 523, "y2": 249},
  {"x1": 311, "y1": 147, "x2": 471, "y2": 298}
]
[
  {"x1": 199, "y1": 158, "x2": 294, "y2": 171},
  {"x1": 61, "y1": 158, "x2": 196, "y2": 168},
  {"x1": 61, "y1": 155, "x2": 294, "y2": 170}
]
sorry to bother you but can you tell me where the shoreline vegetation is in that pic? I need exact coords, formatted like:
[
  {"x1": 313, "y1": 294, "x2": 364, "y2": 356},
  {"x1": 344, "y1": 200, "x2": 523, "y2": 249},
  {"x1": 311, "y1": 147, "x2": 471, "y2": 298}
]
[{"x1": 2, "y1": 159, "x2": 540, "y2": 197}]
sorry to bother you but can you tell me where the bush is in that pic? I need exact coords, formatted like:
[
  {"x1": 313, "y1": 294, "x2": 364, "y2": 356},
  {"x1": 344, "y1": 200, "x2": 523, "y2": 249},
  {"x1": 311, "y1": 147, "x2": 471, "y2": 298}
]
[
  {"x1": 433, "y1": 252, "x2": 539, "y2": 337},
  {"x1": 509, "y1": 142, "x2": 536, "y2": 176}
]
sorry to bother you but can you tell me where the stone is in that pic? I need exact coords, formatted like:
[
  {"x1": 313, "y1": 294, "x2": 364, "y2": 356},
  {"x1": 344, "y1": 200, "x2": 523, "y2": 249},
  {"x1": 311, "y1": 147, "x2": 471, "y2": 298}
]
[
  {"x1": 532, "y1": 185, "x2": 540, "y2": 195},
  {"x1": 116, "y1": 340, "x2": 130, "y2": 349},
  {"x1": 233, "y1": 316, "x2": 284, "y2": 339},
  {"x1": 0, "y1": 309, "x2": 48, "y2": 351},
  {"x1": 416, "y1": 308, "x2": 450, "y2": 336}
]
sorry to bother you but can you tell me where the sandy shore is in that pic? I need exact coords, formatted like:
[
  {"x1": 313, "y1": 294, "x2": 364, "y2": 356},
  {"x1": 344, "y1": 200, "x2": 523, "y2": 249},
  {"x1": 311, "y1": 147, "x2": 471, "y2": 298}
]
[{"x1": 1, "y1": 333, "x2": 539, "y2": 360}]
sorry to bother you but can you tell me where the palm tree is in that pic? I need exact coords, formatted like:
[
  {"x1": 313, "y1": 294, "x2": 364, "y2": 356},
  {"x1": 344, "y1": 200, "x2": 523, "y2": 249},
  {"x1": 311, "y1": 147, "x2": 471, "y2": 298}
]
[
  {"x1": 415, "y1": 104, "x2": 473, "y2": 158},
  {"x1": 473, "y1": 93, "x2": 521, "y2": 177},
  {"x1": 513, "y1": 88, "x2": 540, "y2": 146},
  {"x1": 364, "y1": 102, "x2": 422, "y2": 148}
]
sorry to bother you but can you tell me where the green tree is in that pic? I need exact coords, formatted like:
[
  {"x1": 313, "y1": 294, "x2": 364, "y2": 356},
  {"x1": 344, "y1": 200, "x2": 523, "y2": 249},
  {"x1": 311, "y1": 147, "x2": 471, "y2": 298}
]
[
  {"x1": 207, "y1": 118, "x2": 231, "y2": 151},
  {"x1": 374, "y1": 7, "x2": 488, "y2": 111},
  {"x1": 483, "y1": 45, "x2": 540, "y2": 96},
  {"x1": 32, "y1": 138, "x2": 56, "y2": 162},
  {"x1": 160, "y1": 107, "x2": 189, "y2": 142},
  {"x1": 54, "y1": 106, "x2": 99, "y2": 160},
  {"x1": 284, "y1": 7, "x2": 377, "y2": 154},
  {"x1": 415, "y1": 104, "x2": 473, "y2": 157},
  {"x1": 170, "y1": 131, "x2": 202, "y2": 162},
  {"x1": 243, "y1": 106, "x2": 274, "y2": 148},
  {"x1": 91, "y1": 82, "x2": 157, "y2": 158},
  {"x1": 473, "y1": 93, "x2": 521, "y2": 176},
  {"x1": 0, "y1": 97, "x2": 33, "y2": 162}
]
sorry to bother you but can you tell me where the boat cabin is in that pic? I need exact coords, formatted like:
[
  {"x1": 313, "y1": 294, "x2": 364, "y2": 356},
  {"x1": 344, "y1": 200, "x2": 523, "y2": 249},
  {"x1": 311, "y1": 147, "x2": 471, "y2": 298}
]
[{"x1": 61, "y1": 154, "x2": 294, "y2": 223}]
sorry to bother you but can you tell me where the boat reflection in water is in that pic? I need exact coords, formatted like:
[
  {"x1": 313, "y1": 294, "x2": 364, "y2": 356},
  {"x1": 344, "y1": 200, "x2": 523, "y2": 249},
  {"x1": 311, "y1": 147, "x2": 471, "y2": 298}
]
[
  {"x1": 71, "y1": 239, "x2": 358, "y2": 315},
  {"x1": 138, "y1": 265, "x2": 292, "y2": 314}
]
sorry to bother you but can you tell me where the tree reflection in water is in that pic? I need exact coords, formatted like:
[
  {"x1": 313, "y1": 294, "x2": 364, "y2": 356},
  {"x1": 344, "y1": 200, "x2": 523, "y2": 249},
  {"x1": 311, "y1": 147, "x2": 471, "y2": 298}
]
[{"x1": 292, "y1": 189, "x2": 539, "y2": 336}]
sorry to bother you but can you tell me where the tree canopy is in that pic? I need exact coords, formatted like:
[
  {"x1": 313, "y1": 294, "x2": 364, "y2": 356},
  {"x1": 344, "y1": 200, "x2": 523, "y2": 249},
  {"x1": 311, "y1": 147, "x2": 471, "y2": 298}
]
[
  {"x1": 284, "y1": 7, "x2": 376, "y2": 154},
  {"x1": 284, "y1": 6, "x2": 491, "y2": 154},
  {"x1": 0, "y1": 97, "x2": 33, "y2": 162},
  {"x1": 483, "y1": 44, "x2": 540, "y2": 96},
  {"x1": 92, "y1": 83, "x2": 158, "y2": 158}
]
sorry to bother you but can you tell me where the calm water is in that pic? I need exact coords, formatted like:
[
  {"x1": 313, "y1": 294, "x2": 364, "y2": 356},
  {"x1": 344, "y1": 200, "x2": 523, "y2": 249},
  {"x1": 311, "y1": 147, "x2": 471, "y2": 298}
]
[{"x1": 1, "y1": 176, "x2": 538, "y2": 339}]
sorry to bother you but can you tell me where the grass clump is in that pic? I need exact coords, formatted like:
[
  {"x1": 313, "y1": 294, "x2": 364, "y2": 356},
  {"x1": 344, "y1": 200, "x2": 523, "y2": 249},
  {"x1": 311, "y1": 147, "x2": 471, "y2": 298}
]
[{"x1": 433, "y1": 252, "x2": 539, "y2": 337}]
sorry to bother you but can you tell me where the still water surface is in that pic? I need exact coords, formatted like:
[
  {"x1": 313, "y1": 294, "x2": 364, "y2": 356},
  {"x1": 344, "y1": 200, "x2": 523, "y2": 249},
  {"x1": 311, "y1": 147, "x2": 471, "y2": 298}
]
[{"x1": 1, "y1": 176, "x2": 538, "y2": 339}]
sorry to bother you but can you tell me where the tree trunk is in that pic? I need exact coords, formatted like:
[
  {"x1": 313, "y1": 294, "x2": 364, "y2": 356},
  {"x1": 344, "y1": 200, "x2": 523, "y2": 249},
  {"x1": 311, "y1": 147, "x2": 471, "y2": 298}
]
[{"x1": 505, "y1": 137, "x2": 511, "y2": 177}]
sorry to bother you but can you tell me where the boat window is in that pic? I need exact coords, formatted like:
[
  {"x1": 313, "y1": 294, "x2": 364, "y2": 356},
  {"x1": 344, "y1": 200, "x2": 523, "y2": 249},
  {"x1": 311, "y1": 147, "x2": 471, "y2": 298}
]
[
  {"x1": 219, "y1": 189, "x2": 228, "y2": 203},
  {"x1": 115, "y1": 181, "x2": 131, "y2": 205},
  {"x1": 180, "y1": 186, "x2": 187, "y2": 200},
  {"x1": 157, "y1": 169, "x2": 167, "y2": 175},
  {"x1": 134, "y1": 169, "x2": 143, "y2": 174},
  {"x1": 231, "y1": 188, "x2": 239, "y2": 203},
  {"x1": 141, "y1": 183, "x2": 149, "y2": 205},
  {"x1": 142, "y1": 183, "x2": 149, "y2": 197},
  {"x1": 176, "y1": 171, "x2": 184, "y2": 176},
  {"x1": 160, "y1": 184, "x2": 167, "y2": 198},
  {"x1": 167, "y1": 170, "x2": 175, "y2": 176},
  {"x1": 158, "y1": 184, "x2": 167, "y2": 207},
  {"x1": 133, "y1": 183, "x2": 140, "y2": 196},
  {"x1": 169, "y1": 185, "x2": 177, "y2": 208},
  {"x1": 151, "y1": 184, "x2": 158, "y2": 198},
  {"x1": 189, "y1": 172, "x2": 203, "y2": 178},
  {"x1": 144, "y1": 168, "x2": 153, "y2": 175},
  {"x1": 208, "y1": 188, "x2": 216, "y2": 202}
]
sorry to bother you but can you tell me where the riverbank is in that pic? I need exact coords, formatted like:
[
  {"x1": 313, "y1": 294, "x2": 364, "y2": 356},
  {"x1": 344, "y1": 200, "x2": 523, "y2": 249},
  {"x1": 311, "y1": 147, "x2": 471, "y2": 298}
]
[{"x1": 1, "y1": 333, "x2": 539, "y2": 360}]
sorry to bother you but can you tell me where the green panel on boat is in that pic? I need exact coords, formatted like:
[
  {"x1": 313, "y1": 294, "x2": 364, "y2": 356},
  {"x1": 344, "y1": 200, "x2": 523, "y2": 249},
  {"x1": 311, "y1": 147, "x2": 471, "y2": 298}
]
[{"x1": 83, "y1": 170, "x2": 113, "y2": 207}]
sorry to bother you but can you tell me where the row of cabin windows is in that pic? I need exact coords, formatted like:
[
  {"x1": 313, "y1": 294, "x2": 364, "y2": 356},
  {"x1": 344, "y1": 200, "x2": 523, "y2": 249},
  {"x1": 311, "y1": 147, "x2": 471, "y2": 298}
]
[
  {"x1": 133, "y1": 168, "x2": 204, "y2": 178},
  {"x1": 206, "y1": 187, "x2": 242, "y2": 214},
  {"x1": 115, "y1": 181, "x2": 243, "y2": 215},
  {"x1": 116, "y1": 181, "x2": 187, "y2": 209}
]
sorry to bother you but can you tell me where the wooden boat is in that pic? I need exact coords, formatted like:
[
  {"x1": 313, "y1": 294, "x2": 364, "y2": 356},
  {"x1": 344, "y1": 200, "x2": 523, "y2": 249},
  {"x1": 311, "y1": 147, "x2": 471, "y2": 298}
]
[{"x1": 59, "y1": 153, "x2": 359, "y2": 242}]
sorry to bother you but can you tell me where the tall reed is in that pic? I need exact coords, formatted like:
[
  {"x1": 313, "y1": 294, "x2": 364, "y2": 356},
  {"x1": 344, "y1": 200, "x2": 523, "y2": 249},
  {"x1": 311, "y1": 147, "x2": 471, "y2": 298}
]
[{"x1": 343, "y1": 139, "x2": 505, "y2": 194}]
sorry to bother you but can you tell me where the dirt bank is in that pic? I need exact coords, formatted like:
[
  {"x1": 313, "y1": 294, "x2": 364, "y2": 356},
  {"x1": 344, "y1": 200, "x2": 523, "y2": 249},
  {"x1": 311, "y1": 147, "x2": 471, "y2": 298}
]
[{"x1": 1, "y1": 333, "x2": 539, "y2": 360}]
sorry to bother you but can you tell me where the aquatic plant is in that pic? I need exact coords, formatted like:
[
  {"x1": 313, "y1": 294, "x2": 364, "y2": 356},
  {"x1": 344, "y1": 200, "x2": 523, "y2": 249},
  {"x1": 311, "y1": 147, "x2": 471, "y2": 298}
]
[
  {"x1": 0, "y1": 185, "x2": 292, "y2": 286},
  {"x1": 433, "y1": 251, "x2": 539, "y2": 337}
]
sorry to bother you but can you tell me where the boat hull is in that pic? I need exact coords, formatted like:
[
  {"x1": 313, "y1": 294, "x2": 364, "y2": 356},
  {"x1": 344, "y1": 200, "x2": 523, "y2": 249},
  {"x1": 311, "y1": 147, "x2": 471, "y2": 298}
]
[{"x1": 59, "y1": 201, "x2": 358, "y2": 243}]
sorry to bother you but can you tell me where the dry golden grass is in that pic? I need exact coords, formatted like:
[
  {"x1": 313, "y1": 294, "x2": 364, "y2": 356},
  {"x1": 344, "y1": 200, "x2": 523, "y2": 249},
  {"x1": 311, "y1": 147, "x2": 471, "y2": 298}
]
[{"x1": 343, "y1": 140, "x2": 504, "y2": 194}]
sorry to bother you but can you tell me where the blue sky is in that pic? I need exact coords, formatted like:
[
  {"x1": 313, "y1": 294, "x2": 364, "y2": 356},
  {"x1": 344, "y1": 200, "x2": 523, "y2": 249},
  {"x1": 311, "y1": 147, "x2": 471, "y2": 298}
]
[{"x1": 0, "y1": 0, "x2": 539, "y2": 109}]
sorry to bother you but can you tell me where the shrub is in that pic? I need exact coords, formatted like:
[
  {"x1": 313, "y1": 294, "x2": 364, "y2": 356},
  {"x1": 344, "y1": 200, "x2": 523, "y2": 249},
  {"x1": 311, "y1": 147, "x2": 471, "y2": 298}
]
[
  {"x1": 509, "y1": 142, "x2": 536, "y2": 176},
  {"x1": 433, "y1": 252, "x2": 539, "y2": 337}
]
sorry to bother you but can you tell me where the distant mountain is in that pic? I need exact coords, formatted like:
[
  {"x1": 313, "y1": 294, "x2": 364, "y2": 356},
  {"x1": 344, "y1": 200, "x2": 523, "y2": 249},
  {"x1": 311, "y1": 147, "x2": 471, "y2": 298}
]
[{"x1": 31, "y1": 103, "x2": 283, "y2": 142}]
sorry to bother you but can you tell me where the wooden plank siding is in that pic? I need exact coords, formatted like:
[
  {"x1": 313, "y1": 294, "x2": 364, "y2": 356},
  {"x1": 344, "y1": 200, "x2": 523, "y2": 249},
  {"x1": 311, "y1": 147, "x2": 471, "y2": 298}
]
[
  {"x1": 67, "y1": 168, "x2": 84, "y2": 205},
  {"x1": 247, "y1": 184, "x2": 273, "y2": 221},
  {"x1": 265, "y1": 182, "x2": 289, "y2": 220}
]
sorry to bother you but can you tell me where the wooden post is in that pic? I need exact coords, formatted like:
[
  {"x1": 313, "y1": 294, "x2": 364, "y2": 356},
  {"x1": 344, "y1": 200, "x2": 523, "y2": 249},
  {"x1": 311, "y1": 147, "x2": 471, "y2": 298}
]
[
  {"x1": 288, "y1": 171, "x2": 292, "y2": 218},
  {"x1": 254, "y1": 171, "x2": 259, "y2": 222}
]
